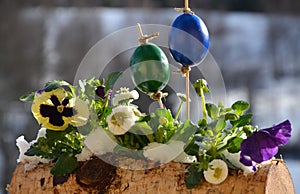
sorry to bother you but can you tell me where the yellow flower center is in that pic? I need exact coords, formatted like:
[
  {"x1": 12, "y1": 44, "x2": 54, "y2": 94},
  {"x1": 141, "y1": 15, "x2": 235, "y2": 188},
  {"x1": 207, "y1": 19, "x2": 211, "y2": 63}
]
[
  {"x1": 57, "y1": 105, "x2": 64, "y2": 113},
  {"x1": 111, "y1": 112, "x2": 127, "y2": 127},
  {"x1": 213, "y1": 167, "x2": 222, "y2": 179}
]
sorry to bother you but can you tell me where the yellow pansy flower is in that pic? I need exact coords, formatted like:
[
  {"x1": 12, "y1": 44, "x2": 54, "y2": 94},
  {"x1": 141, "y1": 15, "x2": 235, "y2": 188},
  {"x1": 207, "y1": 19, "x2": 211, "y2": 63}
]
[{"x1": 31, "y1": 87, "x2": 89, "y2": 131}]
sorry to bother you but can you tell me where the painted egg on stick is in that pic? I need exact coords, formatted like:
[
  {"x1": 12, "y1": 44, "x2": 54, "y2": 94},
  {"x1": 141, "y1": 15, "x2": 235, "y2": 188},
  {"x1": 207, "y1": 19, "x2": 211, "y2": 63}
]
[
  {"x1": 130, "y1": 43, "x2": 170, "y2": 93},
  {"x1": 169, "y1": 13, "x2": 210, "y2": 67}
]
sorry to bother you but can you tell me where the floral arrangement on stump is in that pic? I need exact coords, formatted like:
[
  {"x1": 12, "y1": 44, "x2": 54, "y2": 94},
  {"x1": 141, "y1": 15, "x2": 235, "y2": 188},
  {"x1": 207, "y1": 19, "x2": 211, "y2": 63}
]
[
  {"x1": 15, "y1": 0, "x2": 292, "y2": 189},
  {"x1": 17, "y1": 75, "x2": 292, "y2": 188}
]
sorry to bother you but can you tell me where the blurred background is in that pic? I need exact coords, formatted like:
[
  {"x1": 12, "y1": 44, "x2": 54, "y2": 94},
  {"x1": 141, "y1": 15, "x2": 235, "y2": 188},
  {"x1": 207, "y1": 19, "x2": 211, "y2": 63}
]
[{"x1": 1, "y1": 0, "x2": 300, "y2": 193}]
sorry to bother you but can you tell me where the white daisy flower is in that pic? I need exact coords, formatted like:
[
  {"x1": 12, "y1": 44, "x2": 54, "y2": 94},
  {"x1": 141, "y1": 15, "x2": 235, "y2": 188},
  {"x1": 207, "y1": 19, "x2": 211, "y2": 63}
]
[
  {"x1": 107, "y1": 105, "x2": 139, "y2": 135},
  {"x1": 204, "y1": 159, "x2": 228, "y2": 184},
  {"x1": 112, "y1": 87, "x2": 139, "y2": 106}
]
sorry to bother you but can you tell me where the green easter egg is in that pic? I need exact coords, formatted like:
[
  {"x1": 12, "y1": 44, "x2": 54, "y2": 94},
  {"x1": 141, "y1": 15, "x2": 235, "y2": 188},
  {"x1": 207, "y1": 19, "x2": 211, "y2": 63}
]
[{"x1": 130, "y1": 43, "x2": 170, "y2": 93}]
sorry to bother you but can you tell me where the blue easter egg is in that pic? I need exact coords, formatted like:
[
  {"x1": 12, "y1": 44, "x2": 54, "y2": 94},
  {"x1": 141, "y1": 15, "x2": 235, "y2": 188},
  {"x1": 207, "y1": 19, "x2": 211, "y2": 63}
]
[{"x1": 169, "y1": 13, "x2": 210, "y2": 66}]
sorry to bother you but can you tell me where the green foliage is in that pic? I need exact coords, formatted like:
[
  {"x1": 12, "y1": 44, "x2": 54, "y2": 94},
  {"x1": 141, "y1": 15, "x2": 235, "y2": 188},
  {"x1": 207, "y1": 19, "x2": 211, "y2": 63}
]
[
  {"x1": 25, "y1": 127, "x2": 83, "y2": 175},
  {"x1": 185, "y1": 164, "x2": 203, "y2": 189},
  {"x1": 226, "y1": 137, "x2": 243, "y2": 153},
  {"x1": 114, "y1": 108, "x2": 191, "y2": 150},
  {"x1": 183, "y1": 80, "x2": 257, "y2": 188},
  {"x1": 113, "y1": 145, "x2": 145, "y2": 159},
  {"x1": 105, "y1": 72, "x2": 122, "y2": 93},
  {"x1": 50, "y1": 153, "x2": 80, "y2": 176},
  {"x1": 206, "y1": 103, "x2": 219, "y2": 120},
  {"x1": 21, "y1": 72, "x2": 121, "y2": 176},
  {"x1": 231, "y1": 100, "x2": 250, "y2": 116},
  {"x1": 20, "y1": 75, "x2": 260, "y2": 189},
  {"x1": 19, "y1": 91, "x2": 35, "y2": 102},
  {"x1": 230, "y1": 113, "x2": 253, "y2": 127},
  {"x1": 44, "y1": 80, "x2": 73, "y2": 92}
]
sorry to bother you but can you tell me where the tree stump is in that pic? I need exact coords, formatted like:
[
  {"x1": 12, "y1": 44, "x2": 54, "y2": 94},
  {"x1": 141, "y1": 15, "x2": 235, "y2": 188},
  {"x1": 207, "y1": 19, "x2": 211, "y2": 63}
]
[{"x1": 7, "y1": 157, "x2": 295, "y2": 194}]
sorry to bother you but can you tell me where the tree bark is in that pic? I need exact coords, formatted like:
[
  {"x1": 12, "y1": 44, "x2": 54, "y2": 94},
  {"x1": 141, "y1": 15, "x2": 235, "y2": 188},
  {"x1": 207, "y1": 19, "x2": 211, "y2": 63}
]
[{"x1": 7, "y1": 157, "x2": 295, "y2": 194}]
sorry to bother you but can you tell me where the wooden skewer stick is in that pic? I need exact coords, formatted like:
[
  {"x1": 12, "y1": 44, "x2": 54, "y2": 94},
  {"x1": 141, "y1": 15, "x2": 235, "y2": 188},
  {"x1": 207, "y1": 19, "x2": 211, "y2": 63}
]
[
  {"x1": 185, "y1": 70, "x2": 190, "y2": 120},
  {"x1": 174, "y1": 0, "x2": 194, "y2": 13},
  {"x1": 185, "y1": 0, "x2": 189, "y2": 10},
  {"x1": 181, "y1": 66, "x2": 191, "y2": 120},
  {"x1": 136, "y1": 23, "x2": 159, "y2": 44},
  {"x1": 137, "y1": 23, "x2": 144, "y2": 39}
]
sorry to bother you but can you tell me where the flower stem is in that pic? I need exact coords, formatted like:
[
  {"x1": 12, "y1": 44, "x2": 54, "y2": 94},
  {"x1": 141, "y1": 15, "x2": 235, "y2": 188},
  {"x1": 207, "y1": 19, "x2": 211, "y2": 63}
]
[
  {"x1": 146, "y1": 134, "x2": 154, "y2": 143},
  {"x1": 99, "y1": 95, "x2": 109, "y2": 122},
  {"x1": 200, "y1": 87, "x2": 207, "y2": 121},
  {"x1": 175, "y1": 101, "x2": 183, "y2": 120}
]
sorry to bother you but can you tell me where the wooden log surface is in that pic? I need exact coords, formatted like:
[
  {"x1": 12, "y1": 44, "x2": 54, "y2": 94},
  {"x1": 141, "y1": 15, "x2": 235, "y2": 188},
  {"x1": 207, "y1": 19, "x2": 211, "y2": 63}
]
[{"x1": 7, "y1": 157, "x2": 295, "y2": 194}]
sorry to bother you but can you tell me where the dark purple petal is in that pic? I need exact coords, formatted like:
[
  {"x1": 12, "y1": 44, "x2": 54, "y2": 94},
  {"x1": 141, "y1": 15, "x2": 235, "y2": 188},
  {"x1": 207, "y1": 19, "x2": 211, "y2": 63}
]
[
  {"x1": 240, "y1": 130, "x2": 278, "y2": 164},
  {"x1": 96, "y1": 85, "x2": 106, "y2": 99},
  {"x1": 240, "y1": 154, "x2": 253, "y2": 166},
  {"x1": 37, "y1": 89, "x2": 45, "y2": 94},
  {"x1": 263, "y1": 120, "x2": 292, "y2": 145},
  {"x1": 240, "y1": 154, "x2": 257, "y2": 171},
  {"x1": 240, "y1": 120, "x2": 292, "y2": 170}
]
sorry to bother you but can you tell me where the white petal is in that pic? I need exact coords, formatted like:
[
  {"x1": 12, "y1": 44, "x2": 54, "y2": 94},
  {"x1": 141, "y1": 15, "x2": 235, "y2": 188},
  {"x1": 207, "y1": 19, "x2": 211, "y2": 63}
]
[
  {"x1": 222, "y1": 150, "x2": 254, "y2": 175},
  {"x1": 108, "y1": 123, "x2": 127, "y2": 135},
  {"x1": 204, "y1": 159, "x2": 228, "y2": 184}
]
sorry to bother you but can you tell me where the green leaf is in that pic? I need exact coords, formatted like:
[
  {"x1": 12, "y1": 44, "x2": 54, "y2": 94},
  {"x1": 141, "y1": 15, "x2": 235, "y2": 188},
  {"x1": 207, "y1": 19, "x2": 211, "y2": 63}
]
[
  {"x1": 206, "y1": 103, "x2": 219, "y2": 120},
  {"x1": 148, "y1": 108, "x2": 173, "y2": 130},
  {"x1": 77, "y1": 123, "x2": 92, "y2": 135},
  {"x1": 25, "y1": 146, "x2": 48, "y2": 157},
  {"x1": 198, "y1": 119, "x2": 207, "y2": 127},
  {"x1": 231, "y1": 100, "x2": 250, "y2": 116},
  {"x1": 227, "y1": 137, "x2": 244, "y2": 153},
  {"x1": 230, "y1": 113, "x2": 253, "y2": 127},
  {"x1": 113, "y1": 145, "x2": 145, "y2": 159},
  {"x1": 154, "y1": 128, "x2": 165, "y2": 143},
  {"x1": 242, "y1": 125, "x2": 257, "y2": 137},
  {"x1": 172, "y1": 120, "x2": 197, "y2": 143},
  {"x1": 46, "y1": 128, "x2": 70, "y2": 140},
  {"x1": 225, "y1": 113, "x2": 239, "y2": 121},
  {"x1": 138, "y1": 115, "x2": 151, "y2": 122},
  {"x1": 50, "y1": 153, "x2": 80, "y2": 176},
  {"x1": 44, "y1": 80, "x2": 71, "y2": 92},
  {"x1": 184, "y1": 140, "x2": 200, "y2": 156},
  {"x1": 185, "y1": 164, "x2": 203, "y2": 189},
  {"x1": 128, "y1": 122, "x2": 153, "y2": 135},
  {"x1": 79, "y1": 78, "x2": 98, "y2": 98},
  {"x1": 215, "y1": 117, "x2": 226, "y2": 133},
  {"x1": 105, "y1": 72, "x2": 122, "y2": 92},
  {"x1": 19, "y1": 91, "x2": 35, "y2": 102}
]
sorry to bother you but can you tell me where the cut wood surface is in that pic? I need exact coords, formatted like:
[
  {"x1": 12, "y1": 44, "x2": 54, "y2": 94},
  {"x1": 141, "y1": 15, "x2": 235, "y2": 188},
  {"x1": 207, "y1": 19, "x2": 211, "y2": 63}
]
[{"x1": 7, "y1": 157, "x2": 295, "y2": 194}]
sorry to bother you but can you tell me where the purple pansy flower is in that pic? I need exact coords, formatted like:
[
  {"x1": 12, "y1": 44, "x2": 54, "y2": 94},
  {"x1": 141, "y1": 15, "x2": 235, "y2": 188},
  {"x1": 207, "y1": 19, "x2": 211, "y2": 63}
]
[
  {"x1": 96, "y1": 85, "x2": 112, "y2": 99},
  {"x1": 240, "y1": 120, "x2": 292, "y2": 171}
]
